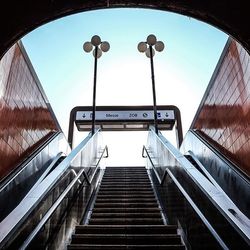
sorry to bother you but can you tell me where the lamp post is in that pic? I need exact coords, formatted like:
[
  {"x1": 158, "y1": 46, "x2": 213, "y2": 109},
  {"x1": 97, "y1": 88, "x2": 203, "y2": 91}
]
[
  {"x1": 138, "y1": 34, "x2": 165, "y2": 134},
  {"x1": 83, "y1": 35, "x2": 110, "y2": 135}
]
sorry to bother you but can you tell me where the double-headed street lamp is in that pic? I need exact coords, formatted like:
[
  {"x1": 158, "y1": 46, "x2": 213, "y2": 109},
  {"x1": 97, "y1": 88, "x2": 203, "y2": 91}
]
[
  {"x1": 138, "y1": 34, "x2": 165, "y2": 134},
  {"x1": 83, "y1": 35, "x2": 110, "y2": 135}
]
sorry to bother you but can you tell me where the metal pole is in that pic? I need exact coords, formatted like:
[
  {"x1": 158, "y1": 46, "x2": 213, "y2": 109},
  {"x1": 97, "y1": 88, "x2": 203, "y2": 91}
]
[
  {"x1": 92, "y1": 46, "x2": 98, "y2": 135},
  {"x1": 149, "y1": 45, "x2": 158, "y2": 134}
]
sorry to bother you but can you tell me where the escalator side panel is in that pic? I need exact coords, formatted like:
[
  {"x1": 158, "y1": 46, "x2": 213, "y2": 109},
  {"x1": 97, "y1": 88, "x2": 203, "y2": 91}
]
[
  {"x1": 0, "y1": 132, "x2": 70, "y2": 222},
  {"x1": 180, "y1": 130, "x2": 250, "y2": 217},
  {"x1": 163, "y1": 167, "x2": 247, "y2": 248},
  {"x1": 150, "y1": 169, "x2": 222, "y2": 250},
  {"x1": 8, "y1": 169, "x2": 101, "y2": 250},
  {"x1": 0, "y1": 130, "x2": 105, "y2": 250},
  {"x1": 146, "y1": 129, "x2": 250, "y2": 248}
]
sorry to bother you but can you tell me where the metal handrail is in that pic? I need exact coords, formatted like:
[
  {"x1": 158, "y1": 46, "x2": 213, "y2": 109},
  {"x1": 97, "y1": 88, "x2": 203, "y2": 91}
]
[
  {"x1": 142, "y1": 145, "x2": 229, "y2": 250},
  {"x1": 142, "y1": 145, "x2": 168, "y2": 185},
  {"x1": 0, "y1": 129, "x2": 101, "y2": 248},
  {"x1": 19, "y1": 145, "x2": 108, "y2": 250},
  {"x1": 88, "y1": 145, "x2": 108, "y2": 185},
  {"x1": 78, "y1": 145, "x2": 108, "y2": 185}
]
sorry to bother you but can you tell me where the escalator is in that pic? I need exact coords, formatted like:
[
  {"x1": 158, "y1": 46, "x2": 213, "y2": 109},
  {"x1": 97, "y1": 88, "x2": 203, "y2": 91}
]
[
  {"x1": 0, "y1": 132, "x2": 69, "y2": 223},
  {"x1": 0, "y1": 121, "x2": 249, "y2": 249}
]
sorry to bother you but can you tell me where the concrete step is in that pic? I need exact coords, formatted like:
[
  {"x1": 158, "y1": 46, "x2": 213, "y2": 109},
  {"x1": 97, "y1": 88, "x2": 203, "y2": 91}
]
[
  {"x1": 101, "y1": 181, "x2": 151, "y2": 184},
  {"x1": 103, "y1": 175, "x2": 148, "y2": 178},
  {"x1": 97, "y1": 191, "x2": 154, "y2": 195},
  {"x1": 68, "y1": 244, "x2": 185, "y2": 250},
  {"x1": 71, "y1": 234, "x2": 182, "y2": 245},
  {"x1": 94, "y1": 202, "x2": 159, "y2": 208},
  {"x1": 91, "y1": 213, "x2": 162, "y2": 218},
  {"x1": 99, "y1": 187, "x2": 152, "y2": 191},
  {"x1": 102, "y1": 177, "x2": 149, "y2": 179},
  {"x1": 99, "y1": 183, "x2": 151, "y2": 187},
  {"x1": 95, "y1": 198, "x2": 157, "y2": 203},
  {"x1": 89, "y1": 218, "x2": 164, "y2": 225},
  {"x1": 104, "y1": 173, "x2": 148, "y2": 175},
  {"x1": 92, "y1": 208, "x2": 161, "y2": 213},
  {"x1": 75, "y1": 225, "x2": 178, "y2": 234},
  {"x1": 96, "y1": 194, "x2": 156, "y2": 199},
  {"x1": 99, "y1": 184, "x2": 152, "y2": 187},
  {"x1": 104, "y1": 168, "x2": 146, "y2": 170},
  {"x1": 100, "y1": 185, "x2": 151, "y2": 188},
  {"x1": 98, "y1": 188, "x2": 153, "y2": 192},
  {"x1": 103, "y1": 172, "x2": 148, "y2": 175}
]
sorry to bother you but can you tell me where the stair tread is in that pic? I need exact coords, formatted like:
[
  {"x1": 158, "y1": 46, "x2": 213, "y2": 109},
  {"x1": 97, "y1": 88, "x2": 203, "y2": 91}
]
[
  {"x1": 89, "y1": 218, "x2": 163, "y2": 220},
  {"x1": 96, "y1": 195, "x2": 156, "y2": 198},
  {"x1": 71, "y1": 234, "x2": 182, "y2": 244},
  {"x1": 89, "y1": 218, "x2": 164, "y2": 224},
  {"x1": 76, "y1": 225, "x2": 177, "y2": 229},
  {"x1": 94, "y1": 204, "x2": 159, "y2": 208},
  {"x1": 72, "y1": 234, "x2": 180, "y2": 237},
  {"x1": 91, "y1": 213, "x2": 162, "y2": 218},
  {"x1": 99, "y1": 186, "x2": 152, "y2": 188},
  {"x1": 97, "y1": 192, "x2": 153, "y2": 194},
  {"x1": 101, "y1": 183, "x2": 150, "y2": 185},
  {"x1": 92, "y1": 211, "x2": 160, "y2": 214},
  {"x1": 103, "y1": 175, "x2": 148, "y2": 176},
  {"x1": 68, "y1": 244, "x2": 185, "y2": 250},
  {"x1": 102, "y1": 177, "x2": 149, "y2": 179},
  {"x1": 95, "y1": 199, "x2": 156, "y2": 202},
  {"x1": 94, "y1": 202, "x2": 158, "y2": 204},
  {"x1": 98, "y1": 189, "x2": 153, "y2": 191},
  {"x1": 74, "y1": 226, "x2": 179, "y2": 235}
]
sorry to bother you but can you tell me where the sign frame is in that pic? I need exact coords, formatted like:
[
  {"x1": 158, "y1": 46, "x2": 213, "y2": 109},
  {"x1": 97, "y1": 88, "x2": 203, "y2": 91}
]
[{"x1": 68, "y1": 105, "x2": 183, "y2": 148}]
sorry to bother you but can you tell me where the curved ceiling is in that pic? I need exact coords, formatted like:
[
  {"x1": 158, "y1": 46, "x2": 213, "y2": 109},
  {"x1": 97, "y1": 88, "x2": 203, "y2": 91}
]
[{"x1": 0, "y1": 0, "x2": 250, "y2": 59}]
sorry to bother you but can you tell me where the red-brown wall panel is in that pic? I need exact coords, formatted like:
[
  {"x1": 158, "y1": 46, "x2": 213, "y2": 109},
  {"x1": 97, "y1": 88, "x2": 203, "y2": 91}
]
[
  {"x1": 0, "y1": 42, "x2": 59, "y2": 181},
  {"x1": 192, "y1": 38, "x2": 250, "y2": 177}
]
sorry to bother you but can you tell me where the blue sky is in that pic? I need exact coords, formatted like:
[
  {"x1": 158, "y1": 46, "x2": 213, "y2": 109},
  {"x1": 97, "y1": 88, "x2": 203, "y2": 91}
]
[{"x1": 22, "y1": 8, "x2": 228, "y2": 165}]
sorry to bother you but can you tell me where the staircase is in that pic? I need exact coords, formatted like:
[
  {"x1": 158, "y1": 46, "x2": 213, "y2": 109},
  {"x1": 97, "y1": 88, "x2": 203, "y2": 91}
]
[{"x1": 68, "y1": 167, "x2": 185, "y2": 249}]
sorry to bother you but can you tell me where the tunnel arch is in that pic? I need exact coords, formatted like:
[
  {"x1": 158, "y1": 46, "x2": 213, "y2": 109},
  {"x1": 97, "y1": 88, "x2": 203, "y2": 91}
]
[
  {"x1": 0, "y1": 1, "x2": 249, "y2": 229},
  {"x1": 0, "y1": 0, "x2": 250, "y2": 59}
]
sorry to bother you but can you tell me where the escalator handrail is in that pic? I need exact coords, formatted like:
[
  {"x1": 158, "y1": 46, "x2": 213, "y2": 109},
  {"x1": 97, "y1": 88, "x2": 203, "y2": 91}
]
[
  {"x1": 0, "y1": 129, "x2": 102, "y2": 248},
  {"x1": 19, "y1": 145, "x2": 108, "y2": 250},
  {"x1": 146, "y1": 128, "x2": 250, "y2": 243},
  {"x1": 186, "y1": 150, "x2": 228, "y2": 195},
  {"x1": 0, "y1": 131, "x2": 61, "y2": 192},
  {"x1": 190, "y1": 130, "x2": 250, "y2": 184},
  {"x1": 23, "y1": 152, "x2": 66, "y2": 200},
  {"x1": 142, "y1": 145, "x2": 229, "y2": 250}
]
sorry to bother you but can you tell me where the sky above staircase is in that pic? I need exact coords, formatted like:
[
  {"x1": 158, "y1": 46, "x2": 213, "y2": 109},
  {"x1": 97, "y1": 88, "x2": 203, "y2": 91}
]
[{"x1": 22, "y1": 8, "x2": 228, "y2": 165}]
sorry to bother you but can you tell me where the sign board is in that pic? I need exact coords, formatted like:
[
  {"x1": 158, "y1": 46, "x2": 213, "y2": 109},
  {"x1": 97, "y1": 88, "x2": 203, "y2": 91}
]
[
  {"x1": 70, "y1": 105, "x2": 180, "y2": 133},
  {"x1": 75, "y1": 110, "x2": 175, "y2": 121},
  {"x1": 68, "y1": 105, "x2": 183, "y2": 148}
]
